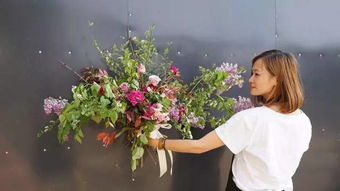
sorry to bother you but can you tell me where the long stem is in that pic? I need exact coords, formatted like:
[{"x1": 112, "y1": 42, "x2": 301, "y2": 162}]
[
  {"x1": 189, "y1": 77, "x2": 204, "y2": 94},
  {"x1": 58, "y1": 60, "x2": 86, "y2": 82},
  {"x1": 115, "y1": 127, "x2": 130, "y2": 138},
  {"x1": 128, "y1": 37, "x2": 138, "y2": 61}
]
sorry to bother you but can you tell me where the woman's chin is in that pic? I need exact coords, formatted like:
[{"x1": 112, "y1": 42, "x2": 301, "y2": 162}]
[{"x1": 249, "y1": 91, "x2": 256, "y2": 96}]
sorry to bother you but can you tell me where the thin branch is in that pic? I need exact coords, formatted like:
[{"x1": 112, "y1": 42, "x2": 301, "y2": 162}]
[
  {"x1": 58, "y1": 60, "x2": 86, "y2": 82},
  {"x1": 126, "y1": 27, "x2": 139, "y2": 61},
  {"x1": 189, "y1": 77, "x2": 204, "y2": 94}
]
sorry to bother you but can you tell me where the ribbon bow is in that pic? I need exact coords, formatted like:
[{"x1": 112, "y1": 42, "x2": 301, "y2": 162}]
[{"x1": 150, "y1": 124, "x2": 173, "y2": 177}]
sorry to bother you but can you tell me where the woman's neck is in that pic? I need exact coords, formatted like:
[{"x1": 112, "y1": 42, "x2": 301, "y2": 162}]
[{"x1": 266, "y1": 104, "x2": 281, "y2": 113}]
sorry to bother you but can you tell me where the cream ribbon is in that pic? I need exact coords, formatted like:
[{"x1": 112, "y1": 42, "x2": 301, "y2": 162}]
[{"x1": 150, "y1": 124, "x2": 173, "y2": 177}]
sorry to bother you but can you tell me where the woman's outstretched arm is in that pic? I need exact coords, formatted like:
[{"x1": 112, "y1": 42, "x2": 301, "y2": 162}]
[{"x1": 148, "y1": 130, "x2": 225, "y2": 154}]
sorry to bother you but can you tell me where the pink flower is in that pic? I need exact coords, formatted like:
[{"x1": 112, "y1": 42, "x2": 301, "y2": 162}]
[
  {"x1": 154, "y1": 112, "x2": 169, "y2": 123},
  {"x1": 97, "y1": 69, "x2": 108, "y2": 77},
  {"x1": 154, "y1": 103, "x2": 163, "y2": 111},
  {"x1": 137, "y1": 64, "x2": 146, "y2": 74},
  {"x1": 143, "y1": 104, "x2": 156, "y2": 119},
  {"x1": 127, "y1": 90, "x2": 144, "y2": 106},
  {"x1": 119, "y1": 82, "x2": 129, "y2": 93},
  {"x1": 170, "y1": 65, "x2": 180, "y2": 76},
  {"x1": 147, "y1": 75, "x2": 161, "y2": 86},
  {"x1": 125, "y1": 111, "x2": 134, "y2": 122},
  {"x1": 142, "y1": 103, "x2": 168, "y2": 123},
  {"x1": 178, "y1": 104, "x2": 187, "y2": 115}
]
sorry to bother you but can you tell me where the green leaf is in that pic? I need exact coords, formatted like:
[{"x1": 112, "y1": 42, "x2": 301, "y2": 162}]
[
  {"x1": 78, "y1": 129, "x2": 84, "y2": 138},
  {"x1": 100, "y1": 96, "x2": 111, "y2": 107},
  {"x1": 99, "y1": 109, "x2": 111, "y2": 118},
  {"x1": 132, "y1": 147, "x2": 144, "y2": 160},
  {"x1": 143, "y1": 122, "x2": 155, "y2": 137},
  {"x1": 57, "y1": 124, "x2": 65, "y2": 142},
  {"x1": 139, "y1": 134, "x2": 148, "y2": 144},
  {"x1": 105, "y1": 119, "x2": 114, "y2": 128},
  {"x1": 91, "y1": 115, "x2": 102, "y2": 124},
  {"x1": 74, "y1": 134, "x2": 82, "y2": 144},
  {"x1": 59, "y1": 114, "x2": 66, "y2": 123},
  {"x1": 109, "y1": 111, "x2": 118, "y2": 124},
  {"x1": 131, "y1": 79, "x2": 139, "y2": 89},
  {"x1": 91, "y1": 82, "x2": 101, "y2": 95},
  {"x1": 104, "y1": 84, "x2": 114, "y2": 98},
  {"x1": 131, "y1": 159, "x2": 137, "y2": 171},
  {"x1": 116, "y1": 101, "x2": 127, "y2": 113}
]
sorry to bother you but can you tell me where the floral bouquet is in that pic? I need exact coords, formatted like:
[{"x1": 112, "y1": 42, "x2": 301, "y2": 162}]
[{"x1": 38, "y1": 26, "x2": 253, "y2": 173}]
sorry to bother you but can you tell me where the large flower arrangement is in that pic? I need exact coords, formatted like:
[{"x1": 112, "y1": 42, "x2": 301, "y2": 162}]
[{"x1": 38, "y1": 26, "x2": 252, "y2": 172}]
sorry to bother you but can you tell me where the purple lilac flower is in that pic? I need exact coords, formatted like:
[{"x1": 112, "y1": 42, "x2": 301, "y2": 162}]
[
  {"x1": 216, "y1": 62, "x2": 245, "y2": 89},
  {"x1": 169, "y1": 107, "x2": 180, "y2": 121},
  {"x1": 188, "y1": 113, "x2": 204, "y2": 129},
  {"x1": 216, "y1": 62, "x2": 238, "y2": 74},
  {"x1": 233, "y1": 96, "x2": 254, "y2": 113},
  {"x1": 171, "y1": 98, "x2": 178, "y2": 105},
  {"x1": 43, "y1": 97, "x2": 68, "y2": 116}
]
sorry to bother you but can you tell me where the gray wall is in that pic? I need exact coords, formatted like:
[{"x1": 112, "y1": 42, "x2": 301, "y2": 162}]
[{"x1": 0, "y1": 0, "x2": 339, "y2": 190}]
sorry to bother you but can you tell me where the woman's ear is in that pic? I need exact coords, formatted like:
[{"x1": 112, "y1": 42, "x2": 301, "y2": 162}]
[{"x1": 273, "y1": 76, "x2": 278, "y2": 86}]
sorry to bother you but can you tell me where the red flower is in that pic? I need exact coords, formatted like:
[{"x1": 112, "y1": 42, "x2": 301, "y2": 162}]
[
  {"x1": 170, "y1": 65, "x2": 180, "y2": 76},
  {"x1": 147, "y1": 84, "x2": 158, "y2": 91},
  {"x1": 98, "y1": 86, "x2": 105, "y2": 96},
  {"x1": 178, "y1": 104, "x2": 187, "y2": 115},
  {"x1": 96, "y1": 132, "x2": 116, "y2": 147}
]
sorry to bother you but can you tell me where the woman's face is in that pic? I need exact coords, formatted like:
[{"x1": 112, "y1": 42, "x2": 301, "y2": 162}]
[{"x1": 248, "y1": 59, "x2": 277, "y2": 100}]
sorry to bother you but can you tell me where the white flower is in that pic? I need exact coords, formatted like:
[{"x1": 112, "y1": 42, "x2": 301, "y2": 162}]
[{"x1": 148, "y1": 75, "x2": 161, "y2": 86}]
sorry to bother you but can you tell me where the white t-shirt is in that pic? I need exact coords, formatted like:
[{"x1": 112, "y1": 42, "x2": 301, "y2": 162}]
[{"x1": 215, "y1": 106, "x2": 312, "y2": 191}]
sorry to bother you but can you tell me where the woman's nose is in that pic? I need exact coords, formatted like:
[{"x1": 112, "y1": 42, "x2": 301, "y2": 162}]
[{"x1": 248, "y1": 76, "x2": 253, "y2": 83}]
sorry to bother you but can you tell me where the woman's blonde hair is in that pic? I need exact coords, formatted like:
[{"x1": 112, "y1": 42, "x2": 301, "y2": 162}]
[{"x1": 252, "y1": 49, "x2": 304, "y2": 113}]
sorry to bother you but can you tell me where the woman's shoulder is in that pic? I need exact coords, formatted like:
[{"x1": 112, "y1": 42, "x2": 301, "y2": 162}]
[
  {"x1": 297, "y1": 109, "x2": 312, "y2": 125},
  {"x1": 232, "y1": 106, "x2": 265, "y2": 121},
  {"x1": 236, "y1": 106, "x2": 311, "y2": 124},
  {"x1": 236, "y1": 106, "x2": 265, "y2": 116}
]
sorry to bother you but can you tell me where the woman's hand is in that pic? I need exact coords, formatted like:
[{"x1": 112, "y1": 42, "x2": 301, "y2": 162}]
[{"x1": 147, "y1": 138, "x2": 159, "y2": 149}]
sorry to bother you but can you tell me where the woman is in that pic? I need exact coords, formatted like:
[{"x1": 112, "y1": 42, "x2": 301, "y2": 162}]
[{"x1": 148, "y1": 50, "x2": 312, "y2": 191}]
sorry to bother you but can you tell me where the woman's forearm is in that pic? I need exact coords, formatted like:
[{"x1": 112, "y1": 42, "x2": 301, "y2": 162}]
[
  {"x1": 164, "y1": 139, "x2": 205, "y2": 154},
  {"x1": 148, "y1": 130, "x2": 225, "y2": 154}
]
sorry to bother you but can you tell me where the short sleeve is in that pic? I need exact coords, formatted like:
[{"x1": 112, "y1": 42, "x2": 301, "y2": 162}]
[{"x1": 215, "y1": 112, "x2": 255, "y2": 154}]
